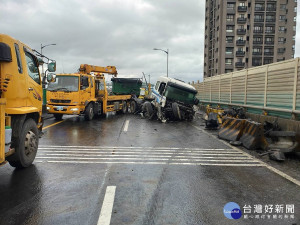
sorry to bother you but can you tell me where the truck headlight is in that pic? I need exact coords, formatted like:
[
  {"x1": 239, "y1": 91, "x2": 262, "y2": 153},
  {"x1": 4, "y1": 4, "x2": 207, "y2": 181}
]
[
  {"x1": 70, "y1": 108, "x2": 79, "y2": 111},
  {"x1": 46, "y1": 107, "x2": 50, "y2": 110}
]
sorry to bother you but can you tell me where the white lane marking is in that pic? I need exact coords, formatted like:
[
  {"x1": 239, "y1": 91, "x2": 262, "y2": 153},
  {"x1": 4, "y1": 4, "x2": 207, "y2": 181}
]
[
  {"x1": 97, "y1": 186, "x2": 116, "y2": 225},
  {"x1": 38, "y1": 150, "x2": 245, "y2": 156},
  {"x1": 38, "y1": 149, "x2": 241, "y2": 154},
  {"x1": 39, "y1": 146, "x2": 232, "y2": 150},
  {"x1": 37, "y1": 153, "x2": 250, "y2": 159},
  {"x1": 123, "y1": 120, "x2": 129, "y2": 132},
  {"x1": 35, "y1": 156, "x2": 259, "y2": 162},
  {"x1": 37, "y1": 146, "x2": 260, "y2": 166},
  {"x1": 39, "y1": 148, "x2": 236, "y2": 151},
  {"x1": 35, "y1": 160, "x2": 263, "y2": 167},
  {"x1": 192, "y1": 125, "x2": 300, "y2": 187}
]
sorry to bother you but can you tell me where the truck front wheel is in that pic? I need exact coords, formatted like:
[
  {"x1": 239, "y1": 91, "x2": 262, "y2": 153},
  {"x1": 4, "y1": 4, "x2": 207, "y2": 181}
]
[
  {"x1": 130, "y1": 100, "x2": 137, "y2": 114},
  {"x1": 84, "y1": 103, "x2": 94, "y2": 121},
  {"x1": 7, "y1": 118, "x2": 39, "y2": 168},
  {"x1": 142, "y1": 102, "x2": 154, "y2": 119},
  {"x1": 172, "y1": 102, "x2": 181, "y2": 120}
]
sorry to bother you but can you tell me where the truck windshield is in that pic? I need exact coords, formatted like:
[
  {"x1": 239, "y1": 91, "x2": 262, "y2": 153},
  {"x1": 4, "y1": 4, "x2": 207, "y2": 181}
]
[
  {"x1": 164, "y1": 85, "x2": 196, "y2": 104},
  {"x1": 48, "y1": 76, "x2": 79, "y2": 92}
]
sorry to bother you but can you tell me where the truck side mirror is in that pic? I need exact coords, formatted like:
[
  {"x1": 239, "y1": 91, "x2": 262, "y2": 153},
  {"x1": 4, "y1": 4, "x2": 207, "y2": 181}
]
[
  {"x1": 47, "y1": 73, "x2": 56, "y2": 82},
  {"x1": 0, "y1": 43, "x2": 12, "y2": 62},
  {"x1": 48, "y1": 61, "x2": 56, "y2": 72}
]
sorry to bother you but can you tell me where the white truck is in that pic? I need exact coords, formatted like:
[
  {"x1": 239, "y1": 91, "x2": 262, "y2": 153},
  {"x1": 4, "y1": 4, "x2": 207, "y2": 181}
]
[{"x1": 142, "y1": 76, "x2": 199, "y2": 122}]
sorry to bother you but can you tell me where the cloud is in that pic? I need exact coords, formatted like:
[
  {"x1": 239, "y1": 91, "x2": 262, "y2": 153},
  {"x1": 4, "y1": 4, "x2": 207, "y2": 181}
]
[{"x1": 0, "y1": 0, "x2": 204, "y2": 83}]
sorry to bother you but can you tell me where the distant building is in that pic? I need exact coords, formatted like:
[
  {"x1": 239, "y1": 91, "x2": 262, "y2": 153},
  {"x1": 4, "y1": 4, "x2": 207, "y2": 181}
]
[{"x1": 204, "y1": 0, "x2": 297, "y2": 78}]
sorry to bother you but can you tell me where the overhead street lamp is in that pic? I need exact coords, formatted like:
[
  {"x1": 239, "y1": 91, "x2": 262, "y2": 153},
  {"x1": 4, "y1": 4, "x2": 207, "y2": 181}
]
[
  {"x1": 41, "y1": 43, "x2": 56, "y2": 58},
  {"x1": 153, "y1": 48, "x2": 169, "y2": 77}
]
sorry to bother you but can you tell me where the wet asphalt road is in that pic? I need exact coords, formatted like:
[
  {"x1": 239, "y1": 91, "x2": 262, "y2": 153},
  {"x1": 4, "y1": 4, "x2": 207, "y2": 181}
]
[{"x1": 0, "y1": 113, "x2": 300, "y2": 225}]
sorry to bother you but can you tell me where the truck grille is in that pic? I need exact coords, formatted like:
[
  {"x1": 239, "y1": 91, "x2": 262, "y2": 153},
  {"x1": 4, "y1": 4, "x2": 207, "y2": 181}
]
[{"x1": 51, "y1": 99, "x2": 71, "y2": 103}]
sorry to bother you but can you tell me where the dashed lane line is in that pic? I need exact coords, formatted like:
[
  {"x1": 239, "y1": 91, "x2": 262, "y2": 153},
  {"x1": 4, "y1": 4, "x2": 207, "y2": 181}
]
[
  {"x1": 97, "y1": 186, "x2": 116, "y2": 225},
  {"x1": 192, "y1": 125, "x2": 300, "y2": 188},
  {"x1": 123, "y1": 120, "x2": 129, "y2": 132}
]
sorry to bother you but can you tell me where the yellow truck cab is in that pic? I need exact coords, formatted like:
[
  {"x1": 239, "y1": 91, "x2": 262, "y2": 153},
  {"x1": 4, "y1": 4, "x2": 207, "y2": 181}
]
[
  {"x1": 47, "y1": 73, "x2": 98, "y2": 120},
  {"x1": 47, "y1": 64, "x2": 133, "y2": 120},
  {"x1": 0, "y1": 34, "x2": 55, "y2": 168}
]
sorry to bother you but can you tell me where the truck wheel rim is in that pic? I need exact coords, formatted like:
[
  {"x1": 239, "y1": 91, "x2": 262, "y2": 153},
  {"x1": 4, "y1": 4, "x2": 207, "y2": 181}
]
[
  {"x1": 24, "y1": 131, "x2": 37, "y2": 156},
  {"x1": 90, "y1": 107, "x2": 94, "y2": 118}
]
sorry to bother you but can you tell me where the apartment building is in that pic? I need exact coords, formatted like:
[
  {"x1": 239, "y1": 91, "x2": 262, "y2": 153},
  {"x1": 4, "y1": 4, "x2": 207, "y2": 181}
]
[{"x1": 204, "y1": 0, "x2": 297, "y2": 78}]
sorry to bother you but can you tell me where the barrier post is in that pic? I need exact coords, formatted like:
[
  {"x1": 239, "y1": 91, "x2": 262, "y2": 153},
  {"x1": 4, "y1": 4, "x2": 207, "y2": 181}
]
[
  {"x1": 292, "y1": 58, "x2": 299, "y2": 111},
  {"x1": 244, "y1": 69, "x2": 248, "y2": 105},
  {"x1": 210, "y1": 76, "x2": 212, "y2": 102},
  {"x1": 219, "y1": 74, "x2": 221, "y2": 102},
  {"x1": 230, "y1": 72, "x2": 233, "y2": 104},
  {"x1": 264, "y1": 66, "x2": 269, "y2": 108}
]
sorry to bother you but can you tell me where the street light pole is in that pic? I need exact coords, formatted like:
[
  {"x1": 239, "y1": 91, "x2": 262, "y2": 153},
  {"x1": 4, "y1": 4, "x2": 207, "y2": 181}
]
[
  {"x1": 153, "y1": 48, "x2": 169, "y2": 77},
  {"x1": 41, "y1": 43, "x2": 56, "y2": 76},
  {"x1": 166, "y1": 49, "x2": 168, "y2": 77}
]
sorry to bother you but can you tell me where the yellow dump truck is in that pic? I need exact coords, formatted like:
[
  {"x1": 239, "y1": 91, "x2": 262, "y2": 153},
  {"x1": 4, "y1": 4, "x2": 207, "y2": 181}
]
[
  {"x1": 46, "y1": 64, "x2": 139, "y2": 120},
  {"x1": 0, "y1": 34, "x2": 56, "y2": 168}
]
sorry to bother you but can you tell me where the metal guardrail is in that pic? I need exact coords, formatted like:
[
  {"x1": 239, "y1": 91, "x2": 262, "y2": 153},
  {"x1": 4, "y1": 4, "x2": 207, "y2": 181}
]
[{"x1": 192, "y1": 58, "x2": 300, "y2": 117}]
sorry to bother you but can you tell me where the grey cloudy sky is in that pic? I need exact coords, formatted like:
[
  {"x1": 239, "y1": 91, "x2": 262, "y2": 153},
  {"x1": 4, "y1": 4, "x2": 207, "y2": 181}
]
[{"x1": 1, "y1": 0, "x2": 300, "y2": 83}]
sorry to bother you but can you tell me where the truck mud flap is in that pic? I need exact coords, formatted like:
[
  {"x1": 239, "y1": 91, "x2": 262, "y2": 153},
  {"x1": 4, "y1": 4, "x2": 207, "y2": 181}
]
[
  {"x1": 218, "y1": 117, "x2": 246, "y2": 141},
  {"x1": 239, "y1": 120, "x2": 268, "y2": 150}
]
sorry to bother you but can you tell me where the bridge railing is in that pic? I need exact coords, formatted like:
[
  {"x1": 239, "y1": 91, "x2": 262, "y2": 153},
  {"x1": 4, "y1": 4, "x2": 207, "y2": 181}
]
[{"x1": 192, "y1": 58, "x2": 300, "y2": 117}]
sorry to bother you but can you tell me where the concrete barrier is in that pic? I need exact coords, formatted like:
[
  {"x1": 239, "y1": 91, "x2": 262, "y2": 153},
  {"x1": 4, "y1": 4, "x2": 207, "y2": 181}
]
[
  {"x1": 239, "y1": 120, "x2": 268, "y2": 150},
  {"x1": 218, "y1": 117, "x2": 246, "y2": 142}
]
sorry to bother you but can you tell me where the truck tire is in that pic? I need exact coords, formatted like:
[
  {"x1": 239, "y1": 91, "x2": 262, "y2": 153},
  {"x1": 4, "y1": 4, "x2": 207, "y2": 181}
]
[
  {"x1": 7, "y1": 118, "x2": 39, "y2": 168},
  {"x1": 122, "y1": 101, "x2": 128, "y2": 114},
  {"x1": 130, "y1": 100, "x2": 137, "y2": 114},
  {"x1": 84, "y1": 103, "x2": 94, "y2": 121},
  {"x1": 187, "y1": 113, "x2": 194, "y2": 121},
  {"x1": 142, "y1": 102, "x2": 154, "y2": 119},
  {"x1": 172, "y1": 102, "x2": 181, "y2": 120},
  {"x1": 94, "y1": 102, "x2": 102, "y2": 117},
  {"x1": 54, "y1": 114, "x2": 63, "y2": 120}
]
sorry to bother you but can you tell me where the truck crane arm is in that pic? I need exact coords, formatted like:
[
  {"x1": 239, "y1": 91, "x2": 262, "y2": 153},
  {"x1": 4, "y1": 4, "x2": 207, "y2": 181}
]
[{"x1": 79, "y1": 64, "x2": 118, "y2": 76}]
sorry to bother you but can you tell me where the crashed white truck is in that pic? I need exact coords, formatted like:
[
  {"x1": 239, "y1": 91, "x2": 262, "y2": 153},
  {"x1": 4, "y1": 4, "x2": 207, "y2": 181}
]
[{"x1": 142, "y1": 76, "x2": 199, "y2": 122}]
